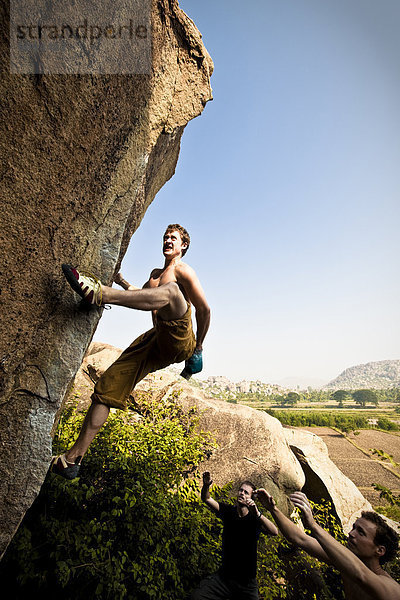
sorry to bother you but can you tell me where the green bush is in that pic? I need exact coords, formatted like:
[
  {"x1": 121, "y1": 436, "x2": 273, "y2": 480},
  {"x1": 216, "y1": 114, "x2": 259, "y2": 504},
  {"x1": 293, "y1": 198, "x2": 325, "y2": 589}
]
[
  {"x1": 1, "y1": 390, "x2": 219, "y2": 600},
  {"x1": 377, "y1": 417, "x2": 399, "y2": 431}
]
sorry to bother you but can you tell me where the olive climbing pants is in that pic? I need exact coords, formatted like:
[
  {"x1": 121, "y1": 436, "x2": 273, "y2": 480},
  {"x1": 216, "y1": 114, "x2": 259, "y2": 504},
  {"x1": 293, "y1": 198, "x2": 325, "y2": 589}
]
[{"x1": 92, "y1": 304, "x2": 196, "y2": 410}]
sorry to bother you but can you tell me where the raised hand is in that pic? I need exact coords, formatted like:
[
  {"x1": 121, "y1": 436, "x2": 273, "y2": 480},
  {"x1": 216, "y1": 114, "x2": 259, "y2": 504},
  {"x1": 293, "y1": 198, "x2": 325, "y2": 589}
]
[
  {"x1": 202, "y1": 471, "x2": 213, "y2": 487},
  {"x1": 290, "y1": 492, "x2": 315, "y2": 529},
  {"x1": 243, "y1": 497, "x2": 260, "y2": 516},
  {"x1": 255, "y1": 488, "x2": 276, "y2": 512},
  {"x1": 114, "y1": 272, "x2": 135, "y2": 290},
  {"x1": 114, "y1": 272, "x2": 125, "y2": 286}
]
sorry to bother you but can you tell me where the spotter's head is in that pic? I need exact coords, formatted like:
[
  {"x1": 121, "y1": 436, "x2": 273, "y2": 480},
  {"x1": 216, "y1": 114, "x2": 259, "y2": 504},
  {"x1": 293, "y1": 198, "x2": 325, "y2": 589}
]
[
  {"x1": 237, "y1": 480, "x2": 256, "y2": 506},
  {"x1": 347, "y1": 512, "x2": 399, "y2": 565}
]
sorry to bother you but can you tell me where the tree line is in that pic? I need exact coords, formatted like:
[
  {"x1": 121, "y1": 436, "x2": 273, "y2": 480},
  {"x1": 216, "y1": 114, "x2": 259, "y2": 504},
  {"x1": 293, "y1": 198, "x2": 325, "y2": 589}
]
[
  {"x1": 277, "y1": 389, "x2": 380, "y2": 408},
  {"x1": 265, "y1": 409, "x2": 399, "y2": 432},
  {"x1": 230, "y1": 387, "x2": 400, "y2": 407}
]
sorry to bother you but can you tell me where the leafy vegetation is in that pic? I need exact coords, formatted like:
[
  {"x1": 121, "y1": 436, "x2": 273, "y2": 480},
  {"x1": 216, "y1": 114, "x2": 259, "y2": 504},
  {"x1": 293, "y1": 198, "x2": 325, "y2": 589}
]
[
  {"x1": 331, "y1": 390, "x2": 351, "y2": 407},
  {"x1": 373, "y1": 483, "x2": 400, "y2": 506},
  {"x1": 277, "y1": 392, "x2": 301, "y2": 407},
  {"x1": 370, "y1": 449, "x2": 399, "y2": 467},
  {"x1": 265, "y1": 410, "x2": 368, "y2": 431},
  {"x1": 372, "y1": 483, "x2": 400, "y2": 573},
  {"x1": 0, "y1": 390, "x2": 219, "y2": 600},
  {"x1": 372, "y1": 483, "x2": 400, "y2": 528},
  {"x1": 377, "y1": 417, "x2": 400, "y2": 431},
  {"x1": 352, "y1": 389, "x2": 379, "y2": 408},
  {"x1": 257, "y1": 499, "x2": 346, "y2": 600},
  {"x1": 0, "y1": 390, "x2": 364, "y2": 599}
]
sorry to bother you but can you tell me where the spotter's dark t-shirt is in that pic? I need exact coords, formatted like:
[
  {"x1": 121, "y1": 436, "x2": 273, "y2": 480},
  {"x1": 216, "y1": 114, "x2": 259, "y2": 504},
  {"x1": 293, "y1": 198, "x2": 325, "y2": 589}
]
[{"x1": 217, "y1": 503, "x2": 262, "y2": 582}]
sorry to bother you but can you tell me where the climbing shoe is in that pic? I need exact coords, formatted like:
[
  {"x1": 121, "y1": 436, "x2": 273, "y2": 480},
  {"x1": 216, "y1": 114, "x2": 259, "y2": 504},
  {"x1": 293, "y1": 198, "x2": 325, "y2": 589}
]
[
  {"x1": 62, "y1": 264, "x2": 103, "y2": 306},
  {"x1": 51, "y1": 454, "x2": 82, "y2": 480}
]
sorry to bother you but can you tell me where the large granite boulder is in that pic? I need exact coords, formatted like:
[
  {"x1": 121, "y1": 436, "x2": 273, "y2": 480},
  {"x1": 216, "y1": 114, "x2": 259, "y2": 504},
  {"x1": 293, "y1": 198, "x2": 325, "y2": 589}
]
[{"x1": 0, "y1": 0, "x2": 213, "y2": 557}]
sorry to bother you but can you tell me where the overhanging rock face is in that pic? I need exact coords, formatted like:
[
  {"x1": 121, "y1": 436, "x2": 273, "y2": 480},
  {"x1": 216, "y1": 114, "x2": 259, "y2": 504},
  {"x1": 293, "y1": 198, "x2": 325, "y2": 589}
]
[{"x1": 0, "y1": 0, "x2": 213, "y2": 557}]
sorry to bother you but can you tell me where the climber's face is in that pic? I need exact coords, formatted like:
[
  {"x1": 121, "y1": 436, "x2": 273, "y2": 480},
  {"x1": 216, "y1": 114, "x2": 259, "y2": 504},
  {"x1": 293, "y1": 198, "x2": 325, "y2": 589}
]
[{"x1": 163, "y1": 230, "x2": 187, "y2": 260}]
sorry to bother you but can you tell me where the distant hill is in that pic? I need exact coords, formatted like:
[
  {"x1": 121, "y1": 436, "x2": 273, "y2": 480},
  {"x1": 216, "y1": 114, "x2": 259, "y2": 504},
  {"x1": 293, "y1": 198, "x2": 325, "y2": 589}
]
[{"x1": 325, "y1": 360, "x2": 400, "y2": 390}]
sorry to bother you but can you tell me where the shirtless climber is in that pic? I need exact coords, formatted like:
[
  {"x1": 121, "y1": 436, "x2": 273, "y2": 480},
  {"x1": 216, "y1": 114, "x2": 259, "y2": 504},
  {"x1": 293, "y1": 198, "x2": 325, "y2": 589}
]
[
  {"x1": 52, "y1": 224, "x2": 210, "y2": 479},
  {"x1": 258, "y1": 489, "x2": 400, "y2": 600}
]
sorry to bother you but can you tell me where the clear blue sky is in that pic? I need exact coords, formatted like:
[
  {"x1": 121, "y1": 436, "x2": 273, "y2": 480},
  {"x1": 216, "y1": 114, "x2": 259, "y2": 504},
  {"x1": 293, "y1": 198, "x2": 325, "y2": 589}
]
[{"x1": 94, "y1": 0, "x2": 400, "y2": 386}]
